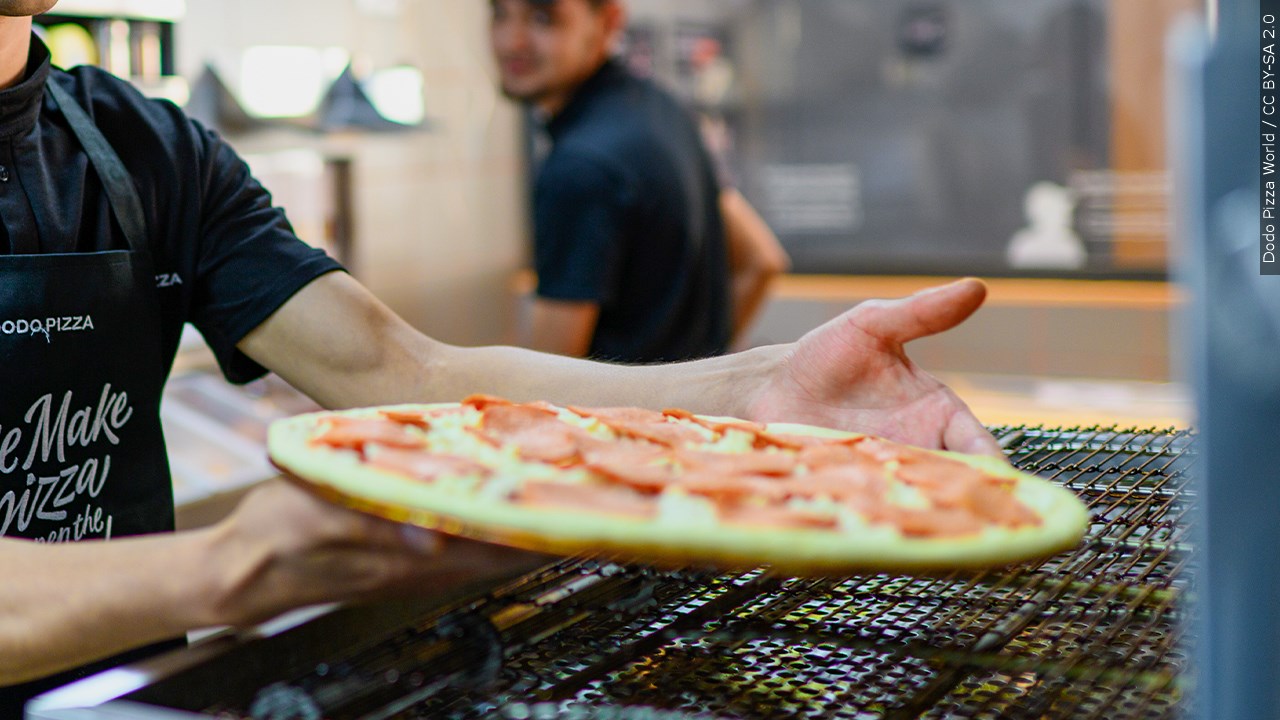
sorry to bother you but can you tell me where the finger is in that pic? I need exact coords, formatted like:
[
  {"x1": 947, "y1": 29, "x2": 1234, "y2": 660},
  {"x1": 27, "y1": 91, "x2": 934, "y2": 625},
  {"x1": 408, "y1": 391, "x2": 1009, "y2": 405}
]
[
  {"x1": 855, "y1": 278, "x2": 987, "y2": 345},
  {"x1": 942, "y1": 406, "x2": 1005, "y2": 458}
]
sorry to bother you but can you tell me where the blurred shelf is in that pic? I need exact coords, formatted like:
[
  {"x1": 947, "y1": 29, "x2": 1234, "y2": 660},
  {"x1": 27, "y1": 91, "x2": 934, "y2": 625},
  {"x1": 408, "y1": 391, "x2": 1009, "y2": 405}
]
[
  {"x1": 770, "y1": 274, "x2": 1182, "y2": 310},
  {"x1": 510, "y1": 270, "x2": 1181, "y2": 310},
  {"x1": 47, "y1": 0, "x2": 184, "y2": 21}
]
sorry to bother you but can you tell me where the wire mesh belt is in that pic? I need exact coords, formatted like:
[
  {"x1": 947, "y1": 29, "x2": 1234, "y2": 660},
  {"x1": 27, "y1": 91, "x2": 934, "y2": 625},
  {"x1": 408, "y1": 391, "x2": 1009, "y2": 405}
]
[{"x1": 221, "y1": 426, "x2": 1194, "y2": 720}]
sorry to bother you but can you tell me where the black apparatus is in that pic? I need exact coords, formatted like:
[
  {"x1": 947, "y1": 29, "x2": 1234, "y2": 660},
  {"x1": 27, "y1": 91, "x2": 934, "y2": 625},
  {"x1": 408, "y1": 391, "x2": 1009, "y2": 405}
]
[{"x1": 28, "y1": 427, "x2": 1195, "y2": 719}]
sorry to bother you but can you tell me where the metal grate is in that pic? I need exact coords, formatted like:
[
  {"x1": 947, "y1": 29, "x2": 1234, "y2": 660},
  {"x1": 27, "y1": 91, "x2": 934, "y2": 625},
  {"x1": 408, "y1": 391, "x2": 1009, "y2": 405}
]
[{"x1": 218, "y1": 426, "x2": 1195, "y2": 720}]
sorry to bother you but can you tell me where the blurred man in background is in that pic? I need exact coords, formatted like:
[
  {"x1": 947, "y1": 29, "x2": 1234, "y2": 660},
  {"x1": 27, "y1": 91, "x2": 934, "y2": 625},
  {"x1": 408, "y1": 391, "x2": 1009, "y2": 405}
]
[{"x1": 490, "y1": 0, "x2": 789, "y2": 362}]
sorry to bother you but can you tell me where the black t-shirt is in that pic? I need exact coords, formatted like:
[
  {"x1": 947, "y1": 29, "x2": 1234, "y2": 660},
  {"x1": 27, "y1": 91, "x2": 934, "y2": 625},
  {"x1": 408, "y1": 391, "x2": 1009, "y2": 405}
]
[
  {"x1": 0, "y1": 37, "x2": 340, "y2": 713},
  {"x1": 0, "y1": 37, "x2": 342, "y2": 385},
  {"x1": 534, "y1": 60, "x2": 731, "y2": 363}
]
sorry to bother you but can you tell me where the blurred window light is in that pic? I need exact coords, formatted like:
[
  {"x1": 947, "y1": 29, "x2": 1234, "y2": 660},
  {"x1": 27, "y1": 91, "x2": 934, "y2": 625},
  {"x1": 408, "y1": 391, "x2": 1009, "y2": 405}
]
[
  {"x1": 363, "y1": 66, "x2": 426, "y2": 126},
  {"x1": 320, "y1": 47, "x2": 353, "y2": 81},
  {"x1": 355, "y1": 0, "x2": 401, "y2": 17},
  {"x1": 43, "y1": 23, "x2": 98, "y2": 68},
  {"x1": 239, "y1": 46, "x2": 349, "y2": 118}
]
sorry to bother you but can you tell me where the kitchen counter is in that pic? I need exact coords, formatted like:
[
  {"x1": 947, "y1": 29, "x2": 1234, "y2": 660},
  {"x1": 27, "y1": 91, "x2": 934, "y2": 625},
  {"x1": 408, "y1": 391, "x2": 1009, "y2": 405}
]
[
  {"x1": 745, "y1": 274, "x2": 1180, "y2": 384},
  {"x1": 938, "y1": 372, "x2": 1192, "y2": 429},
  {"x1": 768, "y1": 274, "x2": 1179, "y2": 310}
]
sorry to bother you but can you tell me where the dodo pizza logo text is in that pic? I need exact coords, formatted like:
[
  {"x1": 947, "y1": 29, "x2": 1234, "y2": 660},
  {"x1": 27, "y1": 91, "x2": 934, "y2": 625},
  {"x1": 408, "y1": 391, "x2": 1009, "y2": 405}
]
[{"x1": 0, "y1": 315, "x2": 95, "y2": 343}]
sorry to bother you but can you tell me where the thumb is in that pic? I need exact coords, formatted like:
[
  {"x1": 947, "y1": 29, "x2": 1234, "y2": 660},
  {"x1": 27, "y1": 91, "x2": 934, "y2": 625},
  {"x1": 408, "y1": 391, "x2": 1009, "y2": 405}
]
[{"x1": 855, "y1": 278, "x2": 987, "y2": 345}]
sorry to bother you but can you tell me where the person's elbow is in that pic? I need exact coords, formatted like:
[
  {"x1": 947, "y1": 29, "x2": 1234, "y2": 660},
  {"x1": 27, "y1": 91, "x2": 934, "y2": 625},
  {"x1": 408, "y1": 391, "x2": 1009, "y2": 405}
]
[
  {"x1": 744, "y1": 241, "x2": 790, "y2": 282},
  {"x1": 527, "y1": 298, "x2": 600, "y2": 358},
  {"x1": 760, "y1": 243, "x2": 791, "y2": 277}
]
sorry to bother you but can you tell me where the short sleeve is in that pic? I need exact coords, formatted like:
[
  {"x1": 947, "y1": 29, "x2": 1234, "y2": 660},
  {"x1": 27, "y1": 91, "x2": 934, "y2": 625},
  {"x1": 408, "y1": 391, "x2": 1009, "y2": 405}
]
[
  {"x1": 186, "y1": 125, "x2": 343, "y2": 384},
  {"x1": 533, "y1": 152, "x2": 628, "y2": 304}
]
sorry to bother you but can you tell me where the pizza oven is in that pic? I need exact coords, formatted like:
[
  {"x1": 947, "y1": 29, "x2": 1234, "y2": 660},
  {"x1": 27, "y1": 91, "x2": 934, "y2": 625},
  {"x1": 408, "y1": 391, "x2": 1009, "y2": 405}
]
[{"x1": 26, "y1": 425, "x2": 1193, "y2": 719}]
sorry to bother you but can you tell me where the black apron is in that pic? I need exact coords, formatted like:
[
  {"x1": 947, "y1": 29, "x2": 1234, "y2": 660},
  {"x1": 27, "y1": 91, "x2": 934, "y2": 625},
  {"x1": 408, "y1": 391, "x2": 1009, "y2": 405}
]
[{"x1": 0, "y1": 80, "x2": 180, "y2": 716}]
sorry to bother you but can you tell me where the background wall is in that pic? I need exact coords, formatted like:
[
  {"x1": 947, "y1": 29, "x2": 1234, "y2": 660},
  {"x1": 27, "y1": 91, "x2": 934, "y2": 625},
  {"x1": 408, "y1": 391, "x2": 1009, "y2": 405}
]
[
  {"x1": 176, "y1": 0, "x2": 528, "y2": 347},
  {"x1": 169, "y1": 0, "x2": 1182, "y2": 387}
]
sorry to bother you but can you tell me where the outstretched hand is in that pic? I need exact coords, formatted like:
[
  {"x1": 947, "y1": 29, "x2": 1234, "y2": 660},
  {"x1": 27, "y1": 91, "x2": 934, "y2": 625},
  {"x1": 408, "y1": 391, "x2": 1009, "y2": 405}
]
[
  {"x1": 744, "y1": 278, "x2": 1002, "y2": 457},
  {"x1": 205, "y1": 480, "x2": 540, "y2": 628}
]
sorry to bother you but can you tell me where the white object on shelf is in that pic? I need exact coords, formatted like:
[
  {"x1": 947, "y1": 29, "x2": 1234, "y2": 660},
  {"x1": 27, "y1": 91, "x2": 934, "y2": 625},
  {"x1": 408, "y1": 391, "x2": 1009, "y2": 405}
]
[
  {"x1": 364, "y1": 65, "x2": 426, "y2": 126},
  {"x1": 1006, "y1": 181, "x2": 1087, "y2": 270},
  {"x1": 48, "y1": 0, "x2": 185, "y2": 21}
]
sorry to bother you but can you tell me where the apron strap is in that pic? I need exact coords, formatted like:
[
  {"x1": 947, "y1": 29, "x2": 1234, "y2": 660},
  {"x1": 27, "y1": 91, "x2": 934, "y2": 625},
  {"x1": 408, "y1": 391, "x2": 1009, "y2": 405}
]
[{"x1": 46, "y1": 80, "x2": 149, "y2": 254}]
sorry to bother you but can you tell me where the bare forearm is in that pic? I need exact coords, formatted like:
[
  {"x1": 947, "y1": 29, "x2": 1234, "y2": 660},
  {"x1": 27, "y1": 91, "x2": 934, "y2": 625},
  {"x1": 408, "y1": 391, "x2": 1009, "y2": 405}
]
[
  {"x1": 422, "y1": 342, "x2": 783, "y2": 417},
  {"x1": 240, "y1": 272, "x2": 783, "y2": 416},
  {"x1": 285, "y1": 319, "x2": 782, "y2": 419},
  {"x1": 237, "y1": 272, "x2": 995, "y2": 453},
  {"x1": 0, "y1": 532, "x2": 220, "y2": 684},
  {"x1": 0, "y1": 477, "x2": 459, "y2": 687}
]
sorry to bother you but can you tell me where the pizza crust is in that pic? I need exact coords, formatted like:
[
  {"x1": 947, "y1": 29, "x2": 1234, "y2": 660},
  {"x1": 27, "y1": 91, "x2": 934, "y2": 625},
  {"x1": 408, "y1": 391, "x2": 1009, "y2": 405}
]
[{"x1": 268, "y1": 404, "x2": 1090, "y2": 575}]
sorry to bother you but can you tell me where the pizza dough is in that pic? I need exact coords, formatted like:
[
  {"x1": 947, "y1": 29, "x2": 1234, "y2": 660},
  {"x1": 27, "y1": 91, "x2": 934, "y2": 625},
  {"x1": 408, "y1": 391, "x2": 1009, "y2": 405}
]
[{"x1": 267, "y1": 397, "x2": 1089, "y2": 575}]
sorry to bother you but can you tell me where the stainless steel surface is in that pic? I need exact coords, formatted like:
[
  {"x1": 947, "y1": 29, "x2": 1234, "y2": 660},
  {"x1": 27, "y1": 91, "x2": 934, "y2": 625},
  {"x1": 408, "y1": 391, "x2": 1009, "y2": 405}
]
[{"x1": 30, "y1": 427, "x2": 1193, "y2": 719}]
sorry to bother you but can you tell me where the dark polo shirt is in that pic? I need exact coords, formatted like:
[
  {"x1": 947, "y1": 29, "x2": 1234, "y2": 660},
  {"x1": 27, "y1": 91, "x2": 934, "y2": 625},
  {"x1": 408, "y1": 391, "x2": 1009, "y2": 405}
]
[{"x1": 534, "y1": 59, "x2": 731, "y2": 363}]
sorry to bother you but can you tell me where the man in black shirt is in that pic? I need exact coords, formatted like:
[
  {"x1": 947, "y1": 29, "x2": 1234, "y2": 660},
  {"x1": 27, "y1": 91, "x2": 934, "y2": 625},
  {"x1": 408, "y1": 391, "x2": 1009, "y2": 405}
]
[
  {"x1": 491, "y1": 0, "x2": 789, "y2": 362},
  {"x1": 0, "y1": 0, "x2": 999, "y2": 708}
]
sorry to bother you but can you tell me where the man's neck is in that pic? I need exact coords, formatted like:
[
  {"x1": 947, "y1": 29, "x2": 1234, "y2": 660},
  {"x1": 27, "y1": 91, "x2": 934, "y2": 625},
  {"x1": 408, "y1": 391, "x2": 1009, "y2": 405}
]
[
  {"x1": 0, "y1": 17, "x2": 32, "y2": 90},
  {"x1": 534, "y1": 92, "x2": 571, "y2": 119},
  {"x1": 534, "y1": 56, "x2": 611, "y2": 119}
]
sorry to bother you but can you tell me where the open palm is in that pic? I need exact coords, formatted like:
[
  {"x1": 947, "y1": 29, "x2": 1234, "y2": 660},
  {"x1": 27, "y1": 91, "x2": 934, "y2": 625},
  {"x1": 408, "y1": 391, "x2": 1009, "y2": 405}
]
[{"x1": 745, "y1": 278, "x2": 1002, "y2": 456}]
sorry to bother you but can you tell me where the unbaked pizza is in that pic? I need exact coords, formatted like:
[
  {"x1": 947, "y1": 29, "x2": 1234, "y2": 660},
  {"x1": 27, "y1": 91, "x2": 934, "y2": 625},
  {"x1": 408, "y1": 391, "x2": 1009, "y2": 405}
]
[{"x1": 267, "y1": 396, "x2": 1089, "y2": 574}]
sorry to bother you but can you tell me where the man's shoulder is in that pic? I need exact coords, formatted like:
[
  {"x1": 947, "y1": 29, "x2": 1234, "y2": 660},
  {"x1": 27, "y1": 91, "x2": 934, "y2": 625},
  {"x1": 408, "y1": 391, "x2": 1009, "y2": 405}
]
[
  {"x1": 553, "y1": 106, "x2": 680, "y2": 179},
  {"x1": 536, "y1": 145, "x2": 624, "y2": 198},
  {"x1": 565, "y1": 67, "x2": 680, "y2": 131},
  {"x1": 50, "y1": 65, "x2": 200, "y2": 150},
  {"x1": 597, "y1": 64, "x2": 680, "y2": 106}
]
